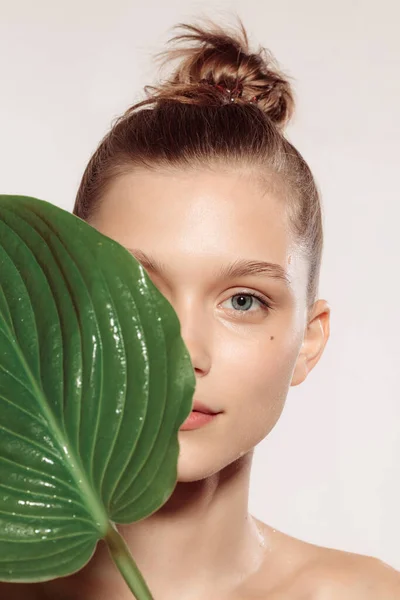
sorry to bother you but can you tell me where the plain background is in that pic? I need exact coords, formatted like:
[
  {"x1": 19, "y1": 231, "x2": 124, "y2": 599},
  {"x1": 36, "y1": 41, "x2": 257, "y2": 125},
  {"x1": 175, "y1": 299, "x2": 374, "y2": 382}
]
[{"x1": 1, "y1": 0, "x2": 399, "y2": 571}]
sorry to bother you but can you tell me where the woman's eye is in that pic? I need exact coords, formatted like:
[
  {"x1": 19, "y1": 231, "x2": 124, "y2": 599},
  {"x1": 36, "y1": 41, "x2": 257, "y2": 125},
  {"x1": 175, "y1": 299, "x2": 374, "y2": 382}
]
[{"x1": 221, "y1": 292, "x2": 272, "y2": 317}]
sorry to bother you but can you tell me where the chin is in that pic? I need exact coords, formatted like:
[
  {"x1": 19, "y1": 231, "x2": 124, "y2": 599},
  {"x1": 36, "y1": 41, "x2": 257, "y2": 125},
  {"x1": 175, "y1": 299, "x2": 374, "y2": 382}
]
[
  {"x1": 176, "y1": 470, "x2": 209, "y2": 483},
  {"x1": 175, "y1": 434, "x2": 225, "y2": 481},
  {"x1": 176, "y1": 453, "x2": 220, "y2": 482},
  {"x1": 176, "y1": 433, "x2": 253, "y2": 482}
]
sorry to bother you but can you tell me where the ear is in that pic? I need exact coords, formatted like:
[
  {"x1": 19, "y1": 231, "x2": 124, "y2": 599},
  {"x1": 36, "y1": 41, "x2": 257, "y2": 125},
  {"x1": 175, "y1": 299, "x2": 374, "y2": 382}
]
[{"x1": 291, "y1": 299, "x2": 331, "y2": 387}]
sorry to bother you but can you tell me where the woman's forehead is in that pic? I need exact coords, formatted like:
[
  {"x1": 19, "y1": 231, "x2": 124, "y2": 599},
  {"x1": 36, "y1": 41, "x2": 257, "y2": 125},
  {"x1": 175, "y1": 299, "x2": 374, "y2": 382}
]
[
  {"x1": 96, "y1": 168, "x2": 290, "y2": 251},
  {"x1": 90, "y1": 170, "x2": 307, "y2": 300}
]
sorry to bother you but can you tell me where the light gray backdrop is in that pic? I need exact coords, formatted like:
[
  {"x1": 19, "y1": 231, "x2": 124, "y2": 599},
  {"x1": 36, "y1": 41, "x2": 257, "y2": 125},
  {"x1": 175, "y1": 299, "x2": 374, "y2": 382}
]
[{"x1": 1, "y1": 0, "x2": 399, "y2": 570}]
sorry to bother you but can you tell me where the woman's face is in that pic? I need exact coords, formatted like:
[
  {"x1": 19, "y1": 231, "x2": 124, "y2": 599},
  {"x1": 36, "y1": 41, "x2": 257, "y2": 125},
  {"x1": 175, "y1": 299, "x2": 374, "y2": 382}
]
[{"x1": 89, "y1": 166, "x2": 313, "y2": 482}]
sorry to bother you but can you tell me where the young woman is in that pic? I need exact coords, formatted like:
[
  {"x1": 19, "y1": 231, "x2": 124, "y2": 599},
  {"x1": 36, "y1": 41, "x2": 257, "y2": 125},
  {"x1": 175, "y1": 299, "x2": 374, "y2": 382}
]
[{"x1": 4, "y1": 15, "x2": 399, "y2": 600}]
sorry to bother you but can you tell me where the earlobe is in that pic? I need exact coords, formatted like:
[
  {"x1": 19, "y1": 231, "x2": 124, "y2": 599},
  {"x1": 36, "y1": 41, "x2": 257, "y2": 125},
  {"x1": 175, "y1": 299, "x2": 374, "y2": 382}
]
[
  {"x1": 290, "y1": 300, "x2": 331, "y2": 387},
  {"x1": 290, "y1": 352, "x2": 308, "y2": 387}
]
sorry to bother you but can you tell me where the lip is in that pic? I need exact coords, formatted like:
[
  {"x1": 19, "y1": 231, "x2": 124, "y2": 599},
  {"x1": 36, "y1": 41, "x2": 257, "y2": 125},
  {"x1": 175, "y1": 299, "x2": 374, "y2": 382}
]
[
  {"x1": 179, "y1": 410, "x2": 219, "y2": 431},
  {"x1": 192, "y1": 400, "x2": 219, "y2": 415},
  {"x1": 179, "y1": 399, "x2": 222, "y2": 431}
]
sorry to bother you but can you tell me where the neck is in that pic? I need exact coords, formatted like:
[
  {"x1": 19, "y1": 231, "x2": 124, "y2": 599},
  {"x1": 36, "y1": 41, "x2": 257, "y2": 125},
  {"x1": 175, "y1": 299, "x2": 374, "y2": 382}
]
[{"x1": 65, "y1": 450, "x2": 267, "y2": 600}]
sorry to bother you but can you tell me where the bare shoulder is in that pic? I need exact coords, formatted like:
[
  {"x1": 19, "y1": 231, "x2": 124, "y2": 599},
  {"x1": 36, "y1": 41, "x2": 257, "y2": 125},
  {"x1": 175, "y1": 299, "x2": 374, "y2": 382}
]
[
  {"x1": 302, "y1": 550, "x2": 400, "y2": 599},
  {"x1": 250, "y1": 518, "x2": 400, "y2": 599}
]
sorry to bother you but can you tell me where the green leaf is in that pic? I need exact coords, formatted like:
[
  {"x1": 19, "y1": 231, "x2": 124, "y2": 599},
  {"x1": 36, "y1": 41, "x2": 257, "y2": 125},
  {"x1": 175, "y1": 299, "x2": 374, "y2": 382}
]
[{"x1": 0, "y1": 195, "x2": 195, "y2": 593}]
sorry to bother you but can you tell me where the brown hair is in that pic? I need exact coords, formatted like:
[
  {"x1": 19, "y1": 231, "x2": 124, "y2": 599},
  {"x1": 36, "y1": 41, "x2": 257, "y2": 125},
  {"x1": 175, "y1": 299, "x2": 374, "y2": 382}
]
[{"x1": 73, "y1": 15, "x2": 323, "y2": 313}]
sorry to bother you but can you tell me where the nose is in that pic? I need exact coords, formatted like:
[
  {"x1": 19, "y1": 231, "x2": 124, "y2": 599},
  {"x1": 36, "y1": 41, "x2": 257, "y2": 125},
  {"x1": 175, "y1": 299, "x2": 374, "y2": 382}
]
[{"x1": 172, "y1": 296, "x2": 212, "y2": 377}]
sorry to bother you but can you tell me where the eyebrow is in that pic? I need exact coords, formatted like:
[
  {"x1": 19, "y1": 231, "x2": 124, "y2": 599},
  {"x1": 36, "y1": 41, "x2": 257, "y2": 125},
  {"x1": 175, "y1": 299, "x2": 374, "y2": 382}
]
[{"x1": 127, "y1": 248, "x2": 291, "y2": 287}]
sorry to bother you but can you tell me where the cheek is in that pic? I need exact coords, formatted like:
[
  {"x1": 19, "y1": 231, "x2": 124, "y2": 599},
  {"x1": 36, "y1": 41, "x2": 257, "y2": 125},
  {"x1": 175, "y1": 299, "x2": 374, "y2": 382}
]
[{"x1": 226, "y1": 335, "x2": 298, "y2": 444}]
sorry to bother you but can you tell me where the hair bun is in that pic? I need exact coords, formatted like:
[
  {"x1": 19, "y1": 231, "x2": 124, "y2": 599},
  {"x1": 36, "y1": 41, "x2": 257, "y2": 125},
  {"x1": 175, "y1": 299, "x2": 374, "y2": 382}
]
[{"x1": 145, "y1": 16, "x2": 294, "y2": 129}]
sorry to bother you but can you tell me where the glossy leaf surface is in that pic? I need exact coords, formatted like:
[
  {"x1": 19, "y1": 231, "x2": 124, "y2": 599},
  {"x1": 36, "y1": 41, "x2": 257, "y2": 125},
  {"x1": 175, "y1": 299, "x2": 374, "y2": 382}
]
[{"x1": 0, "y1": 195, "x2": 195, "y2": 583}]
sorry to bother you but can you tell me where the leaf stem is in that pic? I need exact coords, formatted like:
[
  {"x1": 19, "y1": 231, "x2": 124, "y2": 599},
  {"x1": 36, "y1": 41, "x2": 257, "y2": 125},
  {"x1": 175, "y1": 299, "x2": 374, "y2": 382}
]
[{"x1": 104, "y1": 523, "x2": 154, "y2": 600}]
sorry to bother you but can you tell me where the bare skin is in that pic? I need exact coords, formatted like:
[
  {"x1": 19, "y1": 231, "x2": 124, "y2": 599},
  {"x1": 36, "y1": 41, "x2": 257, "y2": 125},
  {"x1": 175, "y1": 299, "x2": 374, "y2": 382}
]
[{"x1": 2, "y1": 166, "x2": 399, "y2": 599}]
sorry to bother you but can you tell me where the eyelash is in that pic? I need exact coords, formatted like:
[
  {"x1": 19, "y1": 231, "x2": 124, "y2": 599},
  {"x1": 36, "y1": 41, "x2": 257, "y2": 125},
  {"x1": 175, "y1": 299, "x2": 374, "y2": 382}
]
[{"x1": 224, "y1": 291, "x2": 272, "y2": 318}]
